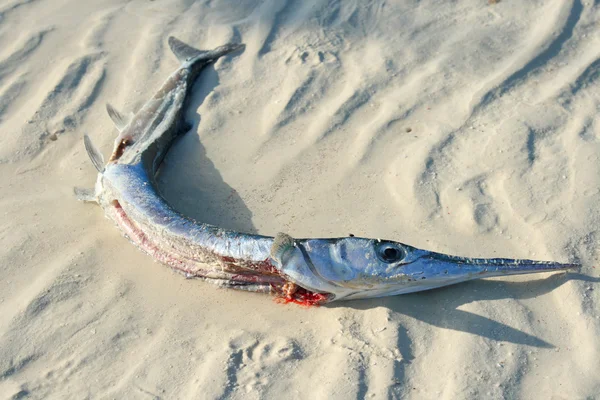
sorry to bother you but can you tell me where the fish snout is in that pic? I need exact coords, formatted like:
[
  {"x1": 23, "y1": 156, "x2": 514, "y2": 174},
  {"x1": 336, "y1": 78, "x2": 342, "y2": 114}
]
[{"x1": 419, "y1": 252, "x2": 580, "y2": 281}]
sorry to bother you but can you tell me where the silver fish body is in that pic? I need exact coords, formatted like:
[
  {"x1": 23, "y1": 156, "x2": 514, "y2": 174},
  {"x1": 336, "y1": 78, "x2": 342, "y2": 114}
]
[{"x1": 80, "y1": 37, "x2": 579, "y2": 305}]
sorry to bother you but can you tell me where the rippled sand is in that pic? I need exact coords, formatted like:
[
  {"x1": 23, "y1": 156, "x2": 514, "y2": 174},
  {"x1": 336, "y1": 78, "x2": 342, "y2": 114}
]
[{"x1": 0, "y1": 0, "x2": 599, "y2": 398}]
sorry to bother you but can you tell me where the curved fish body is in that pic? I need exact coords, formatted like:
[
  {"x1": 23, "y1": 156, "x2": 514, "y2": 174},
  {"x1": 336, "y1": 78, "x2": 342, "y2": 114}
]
[{"x1": 79, "y1": 37, "x2": 579, "y2": 305}]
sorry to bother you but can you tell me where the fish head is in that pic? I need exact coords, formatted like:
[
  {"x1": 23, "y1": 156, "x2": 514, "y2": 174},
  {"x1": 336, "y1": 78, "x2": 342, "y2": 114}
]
[{"x1": 271, "y1": 234, "x2": 578, "y2": 301}]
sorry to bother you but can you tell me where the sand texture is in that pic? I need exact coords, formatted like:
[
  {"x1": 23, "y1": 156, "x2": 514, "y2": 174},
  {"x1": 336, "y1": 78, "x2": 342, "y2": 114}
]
[{"x1": 0, "y1": 0, "x2": 599, "y2": 398}]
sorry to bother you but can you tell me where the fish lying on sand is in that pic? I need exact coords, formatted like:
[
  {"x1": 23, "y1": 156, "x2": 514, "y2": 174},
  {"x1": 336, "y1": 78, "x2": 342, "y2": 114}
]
[{"x1": 77, "y1": 37, "x2": 579, "y2": 305}]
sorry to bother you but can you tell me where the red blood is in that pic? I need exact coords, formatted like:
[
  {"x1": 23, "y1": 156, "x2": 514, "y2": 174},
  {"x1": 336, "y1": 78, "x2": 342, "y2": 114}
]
[{"x1": 274, "y1": 286, "x2": 331, "y2": 307}]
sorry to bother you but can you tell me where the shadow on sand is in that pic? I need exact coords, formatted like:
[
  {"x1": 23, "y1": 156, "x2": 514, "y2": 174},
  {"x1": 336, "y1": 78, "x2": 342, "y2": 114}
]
[
  {"x1": 156, "y1": 49, "x2": 259, "y2": 235},
  {"x1": 328, "y1": 272, "x2": 598, "y2": 349}
]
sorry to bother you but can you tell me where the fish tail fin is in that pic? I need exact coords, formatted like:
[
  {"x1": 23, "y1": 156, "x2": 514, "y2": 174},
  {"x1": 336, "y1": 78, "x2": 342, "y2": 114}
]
[
  {"x1": 168, "y1": 36, "x2": 245, "y2": 65},
  {"x1": 168, "y1": 37, "x2": 208, "y2": 63}
]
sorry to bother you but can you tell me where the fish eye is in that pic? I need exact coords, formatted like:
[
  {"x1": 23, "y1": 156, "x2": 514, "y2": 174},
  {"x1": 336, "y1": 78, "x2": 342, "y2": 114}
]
[{"x1": 375, "y1": 242, "x2": 406, "y2": 263}]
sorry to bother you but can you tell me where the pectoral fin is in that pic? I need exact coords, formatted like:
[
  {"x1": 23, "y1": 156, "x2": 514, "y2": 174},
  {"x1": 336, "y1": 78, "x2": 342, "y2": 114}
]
[{"x1": 270, "y1": 232, "x2": 295, "y2": 263}]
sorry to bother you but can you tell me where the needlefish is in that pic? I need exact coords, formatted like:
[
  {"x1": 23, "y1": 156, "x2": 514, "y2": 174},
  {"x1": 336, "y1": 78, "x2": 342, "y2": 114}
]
[{"x1": 77, "y1": 37, "x2": 579, "y2": 305}]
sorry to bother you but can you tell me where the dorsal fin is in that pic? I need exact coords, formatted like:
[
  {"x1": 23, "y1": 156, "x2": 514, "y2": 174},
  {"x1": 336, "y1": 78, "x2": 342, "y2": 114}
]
[
  {"x1": 106, "y1": 103, "x2": 129, "y2": 131},
  {"x1": 84, "y1": 134, "x2": 105, "y2": 172},
  {"x1": 168, "y1": 36, "x2": 207, "y2": 63}
]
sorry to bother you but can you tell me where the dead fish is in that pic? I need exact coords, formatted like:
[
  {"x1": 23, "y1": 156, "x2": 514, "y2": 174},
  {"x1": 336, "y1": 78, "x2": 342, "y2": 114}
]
[{"x1": 77, "y1": 37, "x2": 579, "y2": 305}]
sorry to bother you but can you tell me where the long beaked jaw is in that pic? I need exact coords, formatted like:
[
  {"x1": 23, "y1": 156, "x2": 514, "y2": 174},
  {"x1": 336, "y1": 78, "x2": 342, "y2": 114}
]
[
  {"x1": 340, "y1": 254, "x2": 579, "y2": 301},
  {"x1": 352, "y1": 252, "x2": 579, "y2": 300},
  {"x1": 413, "y1": 250, "x2": 578, "y2": 282},
  {"x1": 423, "y1": 252, "x2": 580, "y2": 277},
  {"x1": 345, "y1": 251, "x2": 580, "y2": 300}
]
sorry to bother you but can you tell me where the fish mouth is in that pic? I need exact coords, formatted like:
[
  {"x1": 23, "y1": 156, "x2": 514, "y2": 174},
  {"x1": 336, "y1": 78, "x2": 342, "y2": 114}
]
[
  {"x1": 341, "y1": 252, "x2": 580, "y2": 301},
  {"x1": 418, "y1": 251, "x2": 580, "y2": 280}
]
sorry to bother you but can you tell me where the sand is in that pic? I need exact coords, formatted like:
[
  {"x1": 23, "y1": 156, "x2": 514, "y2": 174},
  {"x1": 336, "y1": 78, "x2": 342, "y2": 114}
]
[{"x1": 0, "y1": 0, "x2": 599, "y2": 398}]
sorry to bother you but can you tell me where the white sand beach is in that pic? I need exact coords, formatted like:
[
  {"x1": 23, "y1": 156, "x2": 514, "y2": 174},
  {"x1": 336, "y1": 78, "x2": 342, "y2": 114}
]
[{"x1": 0, "y1": 0, "x2": 599, "y2": 398}]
